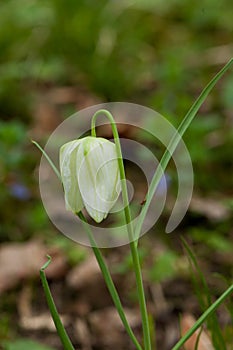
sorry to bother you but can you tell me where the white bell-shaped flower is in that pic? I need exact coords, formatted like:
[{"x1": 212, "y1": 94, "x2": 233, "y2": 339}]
[{"x1": 60, "y1": 136, "x2": 121, "y2": 223}]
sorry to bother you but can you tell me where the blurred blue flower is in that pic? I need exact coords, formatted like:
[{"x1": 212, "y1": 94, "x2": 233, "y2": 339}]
[
  {"x1": 156, "y1": 173, "x2": 171, "y2": 196},
  {"x1": 9, "y1": 183, "x2": 31, "y2": 200}
]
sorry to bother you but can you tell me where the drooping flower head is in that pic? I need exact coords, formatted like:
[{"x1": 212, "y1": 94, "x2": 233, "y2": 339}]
[{"x1": 60, "y1": 136, "x2": 121, "y2": 223}]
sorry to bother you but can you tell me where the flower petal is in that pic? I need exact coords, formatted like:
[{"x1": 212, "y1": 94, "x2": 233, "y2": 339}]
[
  {"x1": 60, "y1": 140, "x2": 84, "y2": 214},
  {"x1": 77, "y1": 137, "x2": 120, "y2": 223}
]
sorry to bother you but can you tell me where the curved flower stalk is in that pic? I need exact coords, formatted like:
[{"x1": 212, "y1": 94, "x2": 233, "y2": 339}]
[{"x1": 60, "y1": 136, "x2": 121, "y2": 223}]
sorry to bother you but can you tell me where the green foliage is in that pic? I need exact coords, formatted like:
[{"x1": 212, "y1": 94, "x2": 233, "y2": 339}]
[
  {"x1": 190, "y1": 228, "x2": 233, "y2": 252},
  {"x1": 49, "y1": 235, "x2": 87, "y2": 266},
  {"x1": 0, "y1": 121, "x2": 42, "y2": 241},
  {"x1": 0, "y1": 121, "x2": 27, "y2": 175},
  {"x1": 3, "y1": 339, "x2": 55, "y2": 350},
  {"x1": 221, "y1": 74, "x2": 233, "y2": 108},
  {"x1": 114, "y1": 247, "x2": 147, "y2": 275},
  {"x1": 182, "y1": 237, "x2": 229, "y2": 350},
  {"x1": 0, "y1": 1, "x2": 232, "y2": 348},
  {"x1": 149, "y1": 250, "x2": 178, "y2": 282},
  {"x1": 1, "y1": 0, "x2": 232, "y2": 104},
  {"x1": 0, "y1": 315, "x2": 11, "y2": 339}
]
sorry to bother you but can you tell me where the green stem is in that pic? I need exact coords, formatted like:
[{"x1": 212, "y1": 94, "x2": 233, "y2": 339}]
[
  {"x1": 77, "y1": 212, "x2": 142, "y2": 350},
  {"x1": 92, "y1": 109, "x2": 151, "y2": 350},
  {"x1": 172, "y1": 284, "x2": 233, "y2": 350},
  {"x1": 32, "y1": 140, "x2": 62, "y2": 181},
  {"x1": 40, "y1": 256, "x2": 75, "y2": 350}
]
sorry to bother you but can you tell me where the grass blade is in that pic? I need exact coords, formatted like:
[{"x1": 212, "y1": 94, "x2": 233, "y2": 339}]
[
  {"x1": 135, "y1": 58, "x2": 233, "y2": 239},
  {"x1": 181, "y1": 237, "x2": 227, "y2": 350},
  {"x1": 172, "y1": 283, "x2": 233, "y2": 350},
  {"x1": 40, "y1": 256, "x2": 75, "y2": 350},
  {"x1": 32, "y1": 140, "x2": 62, "y2": 181}
]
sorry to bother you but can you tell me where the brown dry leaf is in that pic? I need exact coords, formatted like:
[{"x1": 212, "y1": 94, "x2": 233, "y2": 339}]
[
  {"x1": 17, "y1": 282, "x2": 70, "y2": 332},
  {"x1": 66, "y1": 255, "x2": 101, "y2": 289},
  {"x1": 20, "y1": 312, "x2": 57, "y2": 331},
  {"x1": 180, "y1": 313, "x2": 214, "y2": 350},
  {"x1": 32, "y1": 100, "x2": 60, "y2": 135},
  {"x1": 190, "y1": 196, "x2": 230, "y2": 221},
  {"x1": 31, "y1": 86, "x2": 100, "y2": 138},
  {"x1": 66, "y1": 255, "x2": 113, "y2": 309},
  {"x1": 74, "y1": 318, "x2": 92, "y2": 350},
  {"x1": 0, "y1": 240, "x2": 67, "y2": 294},
  {"x1": 89, "y1": 307, "x2": 140, "y2": 348}
]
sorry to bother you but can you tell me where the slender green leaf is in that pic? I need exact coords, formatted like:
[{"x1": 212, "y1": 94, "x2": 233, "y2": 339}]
[
  {"x1": 136, "y1": 58, "x2": 233, "y2": 239},
  {"x1": 181, "y1": 237, "x2": 211, "y2": 307},
  {"x1": 40, "y1": 256, "x2": 75, "y2": 350},
  {"x1": 181, "y1": 237, "x2": 227, "y2": 350},
  {"x1": 32, "y1": 140, "x2": 62, "y2": 181},
  {"x1": 172, "y1": 283, "x2": 233, "y2": 350},
  {"x1": 194, "y1": 327, "x2": 203, "y2": 350}
]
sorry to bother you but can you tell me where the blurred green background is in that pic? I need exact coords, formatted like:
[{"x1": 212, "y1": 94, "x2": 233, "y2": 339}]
[{"x1": 0, "y1": 1, "x2": 233, "y2": 349}]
